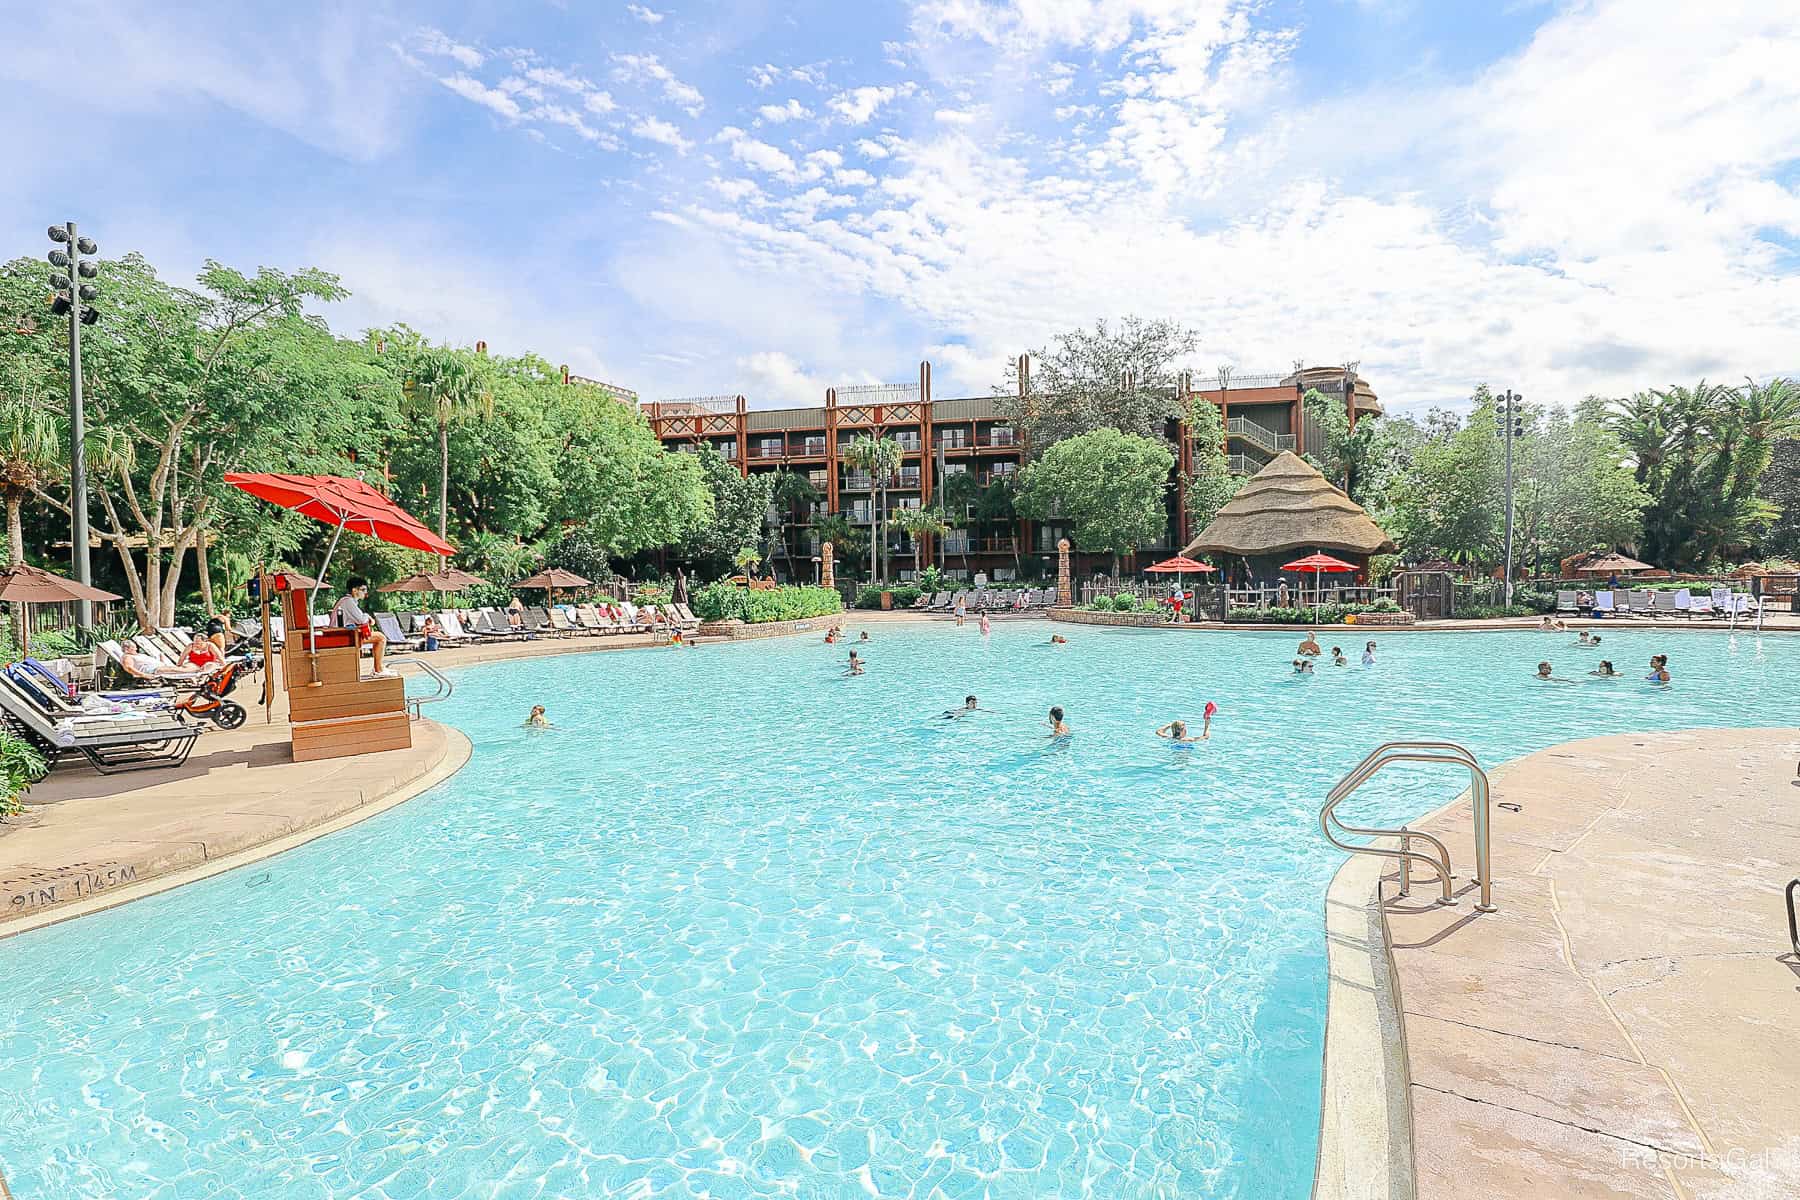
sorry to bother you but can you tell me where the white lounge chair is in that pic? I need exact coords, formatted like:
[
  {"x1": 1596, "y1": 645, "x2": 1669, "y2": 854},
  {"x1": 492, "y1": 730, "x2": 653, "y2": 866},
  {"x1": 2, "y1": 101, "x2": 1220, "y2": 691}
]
[
  {"x1": 1555, "y1": 590, "x2": 1577, "y2": 613},
  {"x1": 1592, "y1": 591, "x2": 1616, "y2": 617}
]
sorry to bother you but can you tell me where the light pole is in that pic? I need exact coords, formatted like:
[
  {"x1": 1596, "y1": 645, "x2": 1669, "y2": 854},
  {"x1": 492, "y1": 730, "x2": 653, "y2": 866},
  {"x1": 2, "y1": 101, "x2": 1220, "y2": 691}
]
[
  {"x1": 1498, "y1": 388, "x2": 1522, "y2": 607},
  {"x1": 47, "y1": 223, "x2": 101, "y2": 627}
]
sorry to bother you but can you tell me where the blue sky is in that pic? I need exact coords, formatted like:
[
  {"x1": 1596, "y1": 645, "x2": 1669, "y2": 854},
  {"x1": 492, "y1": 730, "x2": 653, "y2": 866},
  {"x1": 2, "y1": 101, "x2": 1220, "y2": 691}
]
[{"x1": 3, "y1": 0, "x2": 1798, "y2": 415}]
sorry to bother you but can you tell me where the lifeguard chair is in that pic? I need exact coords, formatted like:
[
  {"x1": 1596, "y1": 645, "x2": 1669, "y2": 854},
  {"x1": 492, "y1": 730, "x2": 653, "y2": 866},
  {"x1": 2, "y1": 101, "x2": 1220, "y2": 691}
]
[{"x1": 267, "y1": 573, "x2": 412, "y2": 763}]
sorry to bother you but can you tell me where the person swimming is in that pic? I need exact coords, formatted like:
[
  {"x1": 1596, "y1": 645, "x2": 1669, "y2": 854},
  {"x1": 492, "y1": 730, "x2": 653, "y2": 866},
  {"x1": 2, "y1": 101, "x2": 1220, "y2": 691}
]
[
  {"x1": 859, "y1": 630, "x2": 871, "y2": 642},
  {"x1": 1297, "y1": 633, "x2": 1321, "y2": 657},
  {"x1": 1589, "y1": 660, "x2": 1618, "y2": 677},
  {"x1": 524, "y1": 705, "x2": 552, "y2": 728},
  {"x1": 1362, "y1": 640, "x2": 1376, "y2": 666},
  {"x1": 1534, "y1": 661, "x2": 1573, "y2": 683},
  {"x1": 1292, "y1": 658, "x2": 1314, "y2": 675},
  {"x1": 941, "y1": 694, "x2": 982, "y2": 718},
  {"x1": 1050, "y1": 634, "x2": 1068, "y2": 645},
  {"x1": 1331, "y1": 646, "x2": 1347, "y2": 667},
  {"x1": 1047, "y1": 705, "x2": 1070, "y2": 736},
  {"x1": 847, "y1": 650, "x2": 865, "y2": 676},
  {"x1": 1645, "y1": 654, "x2": 1670, "y2": 683},
  {"x1": 1576, "y1": 630, "x2": 1594, "y2": 645},
  {"x1": 1155, "y1": 720, "x2": 1196, "y2": 744}
]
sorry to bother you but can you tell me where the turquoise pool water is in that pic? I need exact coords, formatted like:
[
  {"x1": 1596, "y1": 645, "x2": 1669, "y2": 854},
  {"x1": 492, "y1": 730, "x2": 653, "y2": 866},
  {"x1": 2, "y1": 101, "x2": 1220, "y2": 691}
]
[{"x1": 0, "y1": 624, "x2": 1792, "y2": 1199}]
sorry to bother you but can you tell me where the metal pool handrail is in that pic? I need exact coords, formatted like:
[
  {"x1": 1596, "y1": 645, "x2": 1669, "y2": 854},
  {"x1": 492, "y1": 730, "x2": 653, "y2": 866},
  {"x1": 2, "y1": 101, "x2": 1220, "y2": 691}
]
[
  {"x1": 388, "y1": 657, "x2": 453, "y2": 718},
  {"x1": 1322, "y1": 740, "x2": 1497, "y2": 912}
]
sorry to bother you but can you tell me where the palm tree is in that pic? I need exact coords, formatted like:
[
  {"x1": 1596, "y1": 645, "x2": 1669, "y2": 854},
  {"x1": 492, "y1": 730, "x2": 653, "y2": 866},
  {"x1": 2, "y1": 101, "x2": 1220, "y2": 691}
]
[
  {"x1": 843, "y1": 434, "x2": 904, "y2": 582},
  {"x1": 768, "y1": 470, "x2": 821, "y2": 580},
  {"x1": 733, "y1": 545, "x2": 763, "y2": 583},
  {"x1": 937, "y1": 470, "x2": 982, "y2": 575},
  {"x1": 811, "y1": 512, "x2": 865, "y2": 583},
  {"x1": 402, "y1": 347, "x2": 494, "y2": 541},
  {"x1": 0, "y1": 399, "x2": 61, "y2": 568},
  {"x1": 890, "y1": 506, "x2": 949, "y2": 570}
]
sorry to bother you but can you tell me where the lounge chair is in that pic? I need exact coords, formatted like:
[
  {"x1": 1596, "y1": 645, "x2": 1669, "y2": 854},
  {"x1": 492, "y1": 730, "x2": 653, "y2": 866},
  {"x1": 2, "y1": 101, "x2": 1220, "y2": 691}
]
[
  {"x1": 1592, "y1": 591, "x2": 1616, "y2": 618},
  {"x1": 1555, "y1": 590, "x2": 1577, "y2": 613},
  {"x1": 928, "y1": 591, "x2": 950, "y2": 611},
  {"x1": 1648, "y1": 591, "x2": 1680, "y2": 618},
  {"x1": 1687, "y1": 590, "x2": 1715, "y2": 618},
  {"x1": 675, "y1": 602, "x2": 702, "y2": 626},
  {"x1": 433, "y1": 611, "x2": 481, "y2": 644},
  {"x1": 0, "y1": 671, "x2": 199, "y2": 778},
  {"x1": 375, "y1": 612, "x2": 424, "y2": 650},
  {"x1": 1706, "y1": 587, "x2": 1732, "y2": 619}
]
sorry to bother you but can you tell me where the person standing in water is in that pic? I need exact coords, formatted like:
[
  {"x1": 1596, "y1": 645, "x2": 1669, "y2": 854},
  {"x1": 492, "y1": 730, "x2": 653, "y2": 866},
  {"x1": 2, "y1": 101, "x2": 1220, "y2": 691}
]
[
  {"x1": 1361, "y1": 641, "x2": 1377, "y2": 666},
  {"x1": 979, "y1": 611, "x2": 991, "y2": 637},
  {"x1": 1047, "y1": 706, "x2": 1070, "y2": 736},
  {"x1": 954, "y1": 593, "x2": 967, "y2": 627},
  {"x1": 1155, "y1": 720, "x2": 1196, "y2": 743}
]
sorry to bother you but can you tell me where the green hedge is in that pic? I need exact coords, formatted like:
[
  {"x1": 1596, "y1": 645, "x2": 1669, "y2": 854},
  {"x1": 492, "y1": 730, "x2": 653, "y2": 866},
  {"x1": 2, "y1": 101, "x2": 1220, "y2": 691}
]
[
  {"x1": 854, "y1": 584, "x2": 923, "y2": 609},
  {"x1": 691, "y1": 581, "x2": 844, "y2": 624},
  {"x1": 1227, "y1": 600, "x2": 1399, "y2": 624}
]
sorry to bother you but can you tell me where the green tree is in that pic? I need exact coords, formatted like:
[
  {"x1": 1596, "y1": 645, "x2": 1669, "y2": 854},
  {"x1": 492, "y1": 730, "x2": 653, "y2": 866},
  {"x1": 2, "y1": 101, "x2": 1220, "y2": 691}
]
[
  {"x1": 842, "y1": 434, "x2": 903, "y2": 582},
  {"x1": 890, "y1": 505, "x2": 949, "y2": 567},
  {"x1": 393, "y1": 339, "x2": 494, "y2": 541},
  {"x1": 683, "y1": 449, "x2": 776, "y2": 576},
  {"x1": 811, "y1": 512, "x2": 866, "y2": 581},
  {"x1": 1181, "y1": 391, "x2": 1237, "y2": 545},
  {"x1": 1513, "y1": 403, "x2": 1649, "y2": 572},
  {"x1": 1386, "y1": 391, "x2": 1504, "y2": 566},
  {"x1": 767, "y1": 469, "x2": 821, "y2": 578},
  {"x1": 1000, "y1": 316, "x2": 1197, "y2": 452},
  {"x1": 1015, "y1": 429, "x2": 1174, "y2": 574},
  {"x1": 1301, "y1": 387, "x2": 1353, "y2": 489},
  {"x1": 1758, "y1": 438, "x2": 1800, "y2": 559}
]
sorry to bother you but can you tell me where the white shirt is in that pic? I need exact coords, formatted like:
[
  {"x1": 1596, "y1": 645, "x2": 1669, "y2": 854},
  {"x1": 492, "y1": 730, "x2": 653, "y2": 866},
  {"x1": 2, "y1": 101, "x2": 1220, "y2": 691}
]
[{"x1": 333, "y1": 593, "x2": 370, "y2": 628}]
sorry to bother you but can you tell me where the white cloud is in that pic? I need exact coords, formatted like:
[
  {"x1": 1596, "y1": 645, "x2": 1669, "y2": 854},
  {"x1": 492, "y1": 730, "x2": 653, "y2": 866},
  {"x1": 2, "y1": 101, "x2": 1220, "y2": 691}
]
[
  {"x1": 757, "y1": 98, "x2": 813, "y2": 124},
  {"x1": 612, "y1": 52, "x2": 705, "y2": 116},
  {"x1": 627, "y1": 4, "x2": 666, "y2": 24},
  {"x1": 827, "y1": 83, "x2": 915, "y2": 124},
  {"x1": 736, "y1": 350, "x2": 827, "y2": 405},
  {"x1": 633, "y1": 115, "x2": 693, "y2": 154},
  {"x1": 671, "y1": 2, "x2": 1800, "y2": 406},
  {"x1": 417, "y1": 27, "x2": 484, "y2": 70},
  {"x1": 584, "y1": 90, "x2": 618, "y2": 114},
  {"x1": 834, "y1": 168, "x2": 877, "y2": 188},
  {"x1": 716, "y1": 126, "x2": 799, "y2": 178},
  {"x1": 747, "y1": 63, "x2": 782, "y2": 89},
  {"x1": 710, "y1": 177, "x2": 764, "y2": 203},
  {"x1": 440, "y1": 73, "x2": 523, "y2": 120},
  {"x1": 934, "y1": 108, "x2": 978, "y2": 125},
  {"x1": 855, "y1": 138, "x2": 891, "y2": 159}
]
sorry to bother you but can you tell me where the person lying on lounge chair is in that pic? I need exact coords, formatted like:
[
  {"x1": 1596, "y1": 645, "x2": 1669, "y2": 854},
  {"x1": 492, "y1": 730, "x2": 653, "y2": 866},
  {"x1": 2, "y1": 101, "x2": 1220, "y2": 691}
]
[{"x1": 121, "y1": 638, "x2": 206, "y2": 680}]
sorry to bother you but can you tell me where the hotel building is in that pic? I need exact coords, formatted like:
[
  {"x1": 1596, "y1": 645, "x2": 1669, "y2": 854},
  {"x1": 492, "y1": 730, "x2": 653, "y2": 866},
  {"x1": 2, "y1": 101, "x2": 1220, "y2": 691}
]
[{"x1": 635, "y1": 362, "x2": 1380, "y2": 582}]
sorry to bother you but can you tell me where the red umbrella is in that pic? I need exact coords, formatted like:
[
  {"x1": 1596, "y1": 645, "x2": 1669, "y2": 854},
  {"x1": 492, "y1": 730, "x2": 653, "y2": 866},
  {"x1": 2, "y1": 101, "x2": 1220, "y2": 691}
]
[
  {"x1": 1145, "y1": 555, "x2": 1215, "y2": 621},
  {"x1": 225, "y1": 473, "x2": 456, "y2": 583},
  {"x1": 1281, "y1": 552, "x2": 1358, "y2": 624}
]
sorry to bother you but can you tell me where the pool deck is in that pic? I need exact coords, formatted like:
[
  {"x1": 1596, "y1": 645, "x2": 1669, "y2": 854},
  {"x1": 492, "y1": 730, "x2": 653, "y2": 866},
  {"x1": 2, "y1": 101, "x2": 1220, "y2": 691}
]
[
  {"x1": 1324, "y1": 727, "x2": 1800, "y2": 1200},
  {"x1": 0, "y1": 632, "x2": 682, "y2": 934}
]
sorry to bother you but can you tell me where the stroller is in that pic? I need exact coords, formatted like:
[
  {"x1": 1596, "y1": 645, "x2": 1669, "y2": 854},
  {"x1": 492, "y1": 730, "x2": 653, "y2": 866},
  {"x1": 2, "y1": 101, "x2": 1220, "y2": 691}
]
[{"x1": 172, "y1": 654, "x2": 254, "y2": 730}]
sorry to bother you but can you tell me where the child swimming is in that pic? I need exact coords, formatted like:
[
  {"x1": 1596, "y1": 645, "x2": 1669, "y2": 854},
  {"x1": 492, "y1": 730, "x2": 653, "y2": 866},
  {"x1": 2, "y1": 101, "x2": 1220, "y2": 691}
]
[
  {"x1": 1047, "y1": 706, "x2": 1070, "y2": 736},
  {"x1": 524, "y1": 705, "x2": 552, "y2": 728},
  {"x1": 1331, "y1": 646, "x2": 1347, "y2": 667}
]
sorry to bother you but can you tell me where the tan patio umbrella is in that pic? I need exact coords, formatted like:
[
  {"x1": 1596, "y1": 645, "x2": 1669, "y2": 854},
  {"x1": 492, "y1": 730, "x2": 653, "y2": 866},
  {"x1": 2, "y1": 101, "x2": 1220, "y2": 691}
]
[
  {"x1": 1572, "y1": 552, "x2": 1654, "y2": 577},
  {"x1": 514, "y1": 567, "x2": 591, "y2": 608},
  {"x1": 0, "y1": 562, "x2": 121, "y2": 656},
  {"x1": 378, "y1": 567, "x2": 491, "y2": 594}
]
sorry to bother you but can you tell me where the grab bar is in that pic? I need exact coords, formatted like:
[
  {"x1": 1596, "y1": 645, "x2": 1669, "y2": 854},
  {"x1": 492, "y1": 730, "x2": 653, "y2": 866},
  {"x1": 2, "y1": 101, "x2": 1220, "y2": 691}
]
[
  {"x1": 388, "y1": 657, "x2": 453, "y2": 718},
  {"x1": 1321, "y1": 739, "x2": 1496, "y2": 912},
  {"x1": 1787, "y1": 878, "x2": 1799, "y2": 959}
]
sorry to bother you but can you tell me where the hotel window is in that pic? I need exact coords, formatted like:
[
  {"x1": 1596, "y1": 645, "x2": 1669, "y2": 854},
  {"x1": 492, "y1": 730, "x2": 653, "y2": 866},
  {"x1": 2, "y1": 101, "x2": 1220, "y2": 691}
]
[
  {"x1": 937, "y1": 429, "x2": 969, "y2": 449},
  {"x1": 894, "y1": 431, "x2": 921, "y2": 451},
  {"x1": 803, "y1": 436, "x2": 826, "y2": 456}
]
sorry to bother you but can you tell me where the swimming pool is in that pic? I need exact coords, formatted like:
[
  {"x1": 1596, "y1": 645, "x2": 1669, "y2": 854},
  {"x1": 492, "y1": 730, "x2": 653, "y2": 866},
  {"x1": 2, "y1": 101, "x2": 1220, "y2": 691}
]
[{"x1": 0, "y1": 624, "x2": 1791, "y2": 1198}]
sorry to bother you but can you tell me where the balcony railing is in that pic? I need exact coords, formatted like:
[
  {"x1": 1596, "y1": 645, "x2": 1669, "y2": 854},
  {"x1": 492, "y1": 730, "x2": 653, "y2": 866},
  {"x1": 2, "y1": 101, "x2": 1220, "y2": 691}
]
[
  {"x1": 893, "y1": 434, "x2": 922, "y2": 452},
  {"x1": 1226, "y1": 453, "x2": 1258, "y2": 475},
  {"x1": 936, "y1": 434, "x2": 970, "y2": 449},
  {"x1": 802, "y1": 439, "x2": 827, "y2": 456},
  {"x1": 843, "y1": 473, "x2": 873, "y2": 490},
  {"x1": 755, "y1": 444, "x2": 784, "y2": 459},
  {"x1": 895, "y1": 469, "x2": 920, "y2": 487},
  {"x1": 976, "y1": 468, "x2": 1018, "y2": 486},
  {"x1": 978, "y1": 428, "x2": 1017, "y2": 447}
]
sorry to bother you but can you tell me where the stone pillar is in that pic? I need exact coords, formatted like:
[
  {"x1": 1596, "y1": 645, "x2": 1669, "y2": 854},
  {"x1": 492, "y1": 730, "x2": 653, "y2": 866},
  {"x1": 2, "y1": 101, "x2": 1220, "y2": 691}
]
[
  {"x1": 822, "y1": 541, "x2": 835, "y2": 590},
  {"x1": 1057, "y1": 538, "x2": 1072, "y2": 608}
]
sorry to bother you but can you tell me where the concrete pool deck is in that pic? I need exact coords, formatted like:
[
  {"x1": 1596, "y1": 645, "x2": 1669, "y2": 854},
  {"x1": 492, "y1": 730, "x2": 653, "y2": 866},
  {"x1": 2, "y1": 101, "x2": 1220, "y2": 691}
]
[{"x1": 1322, "y1": 727, "x2": 1800, "y2": 1200}]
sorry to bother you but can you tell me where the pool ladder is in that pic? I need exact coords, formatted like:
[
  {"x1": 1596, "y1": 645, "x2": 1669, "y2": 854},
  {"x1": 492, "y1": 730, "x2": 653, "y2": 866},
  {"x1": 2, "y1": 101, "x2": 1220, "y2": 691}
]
[
  {"x1": 387, "y1": 657, "x2": 454, "y2": 719},
  {"x1": 1322, "y1": 740, "x2": 1496, "y2": 912}
]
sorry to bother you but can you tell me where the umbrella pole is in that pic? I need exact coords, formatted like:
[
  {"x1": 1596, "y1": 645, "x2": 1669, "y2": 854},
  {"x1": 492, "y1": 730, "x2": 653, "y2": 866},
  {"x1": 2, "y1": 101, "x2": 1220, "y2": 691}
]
[
  {"x1": 315, "y1": 521, "x2": 347, "y2": 589},
  {"x1": 259, "y1": 565, "x2": 274, "y2": 723}
]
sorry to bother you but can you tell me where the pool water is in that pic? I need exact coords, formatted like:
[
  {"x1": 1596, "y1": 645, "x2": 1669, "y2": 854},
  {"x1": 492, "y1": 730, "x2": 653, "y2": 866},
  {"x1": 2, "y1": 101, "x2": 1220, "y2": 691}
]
[{"x1": 0, "y1": 624, "x2": 1791, "y2": 1199}]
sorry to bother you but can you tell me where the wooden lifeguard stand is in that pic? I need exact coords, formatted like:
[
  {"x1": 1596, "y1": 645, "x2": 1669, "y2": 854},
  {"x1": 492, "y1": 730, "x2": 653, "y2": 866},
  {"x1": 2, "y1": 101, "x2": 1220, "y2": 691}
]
[{"x1": 272, "y1": 576, "x2": 411, "y2": 763}]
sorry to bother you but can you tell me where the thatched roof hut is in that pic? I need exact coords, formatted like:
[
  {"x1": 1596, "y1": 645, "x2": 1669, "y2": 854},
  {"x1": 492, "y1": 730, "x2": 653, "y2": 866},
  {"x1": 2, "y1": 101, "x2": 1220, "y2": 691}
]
[{"x1": 1183, "y1": 451, "x2": 1396, "y2": 559}]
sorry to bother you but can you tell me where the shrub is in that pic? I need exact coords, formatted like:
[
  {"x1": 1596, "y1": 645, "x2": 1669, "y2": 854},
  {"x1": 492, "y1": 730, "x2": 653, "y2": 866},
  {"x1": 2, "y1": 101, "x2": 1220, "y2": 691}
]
[
  {"x1": 1227, "y1": 602, "x2": 1394, "y2": 624},
  {"x1": 692, "y1": 580, "x2": 843, "y2": 623},
  {"x1": 855, "y1": 583, "x2": 923, "y2": 609},
  {"x1": 0, "y1": 724, "x2": 46, "y2": 819},
  {"x1": 916, "y1": 565, "x2": 947, "y2": 595},
  {"x1": 892, "y1": 585, "x2": 922, "y2": 608},
  {"x1": 854, "y1": 584, "x2": 884, "y2": 609},
  {"x1": 1111, "y1": 593, "x2": 1140, "y2": 612}
]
